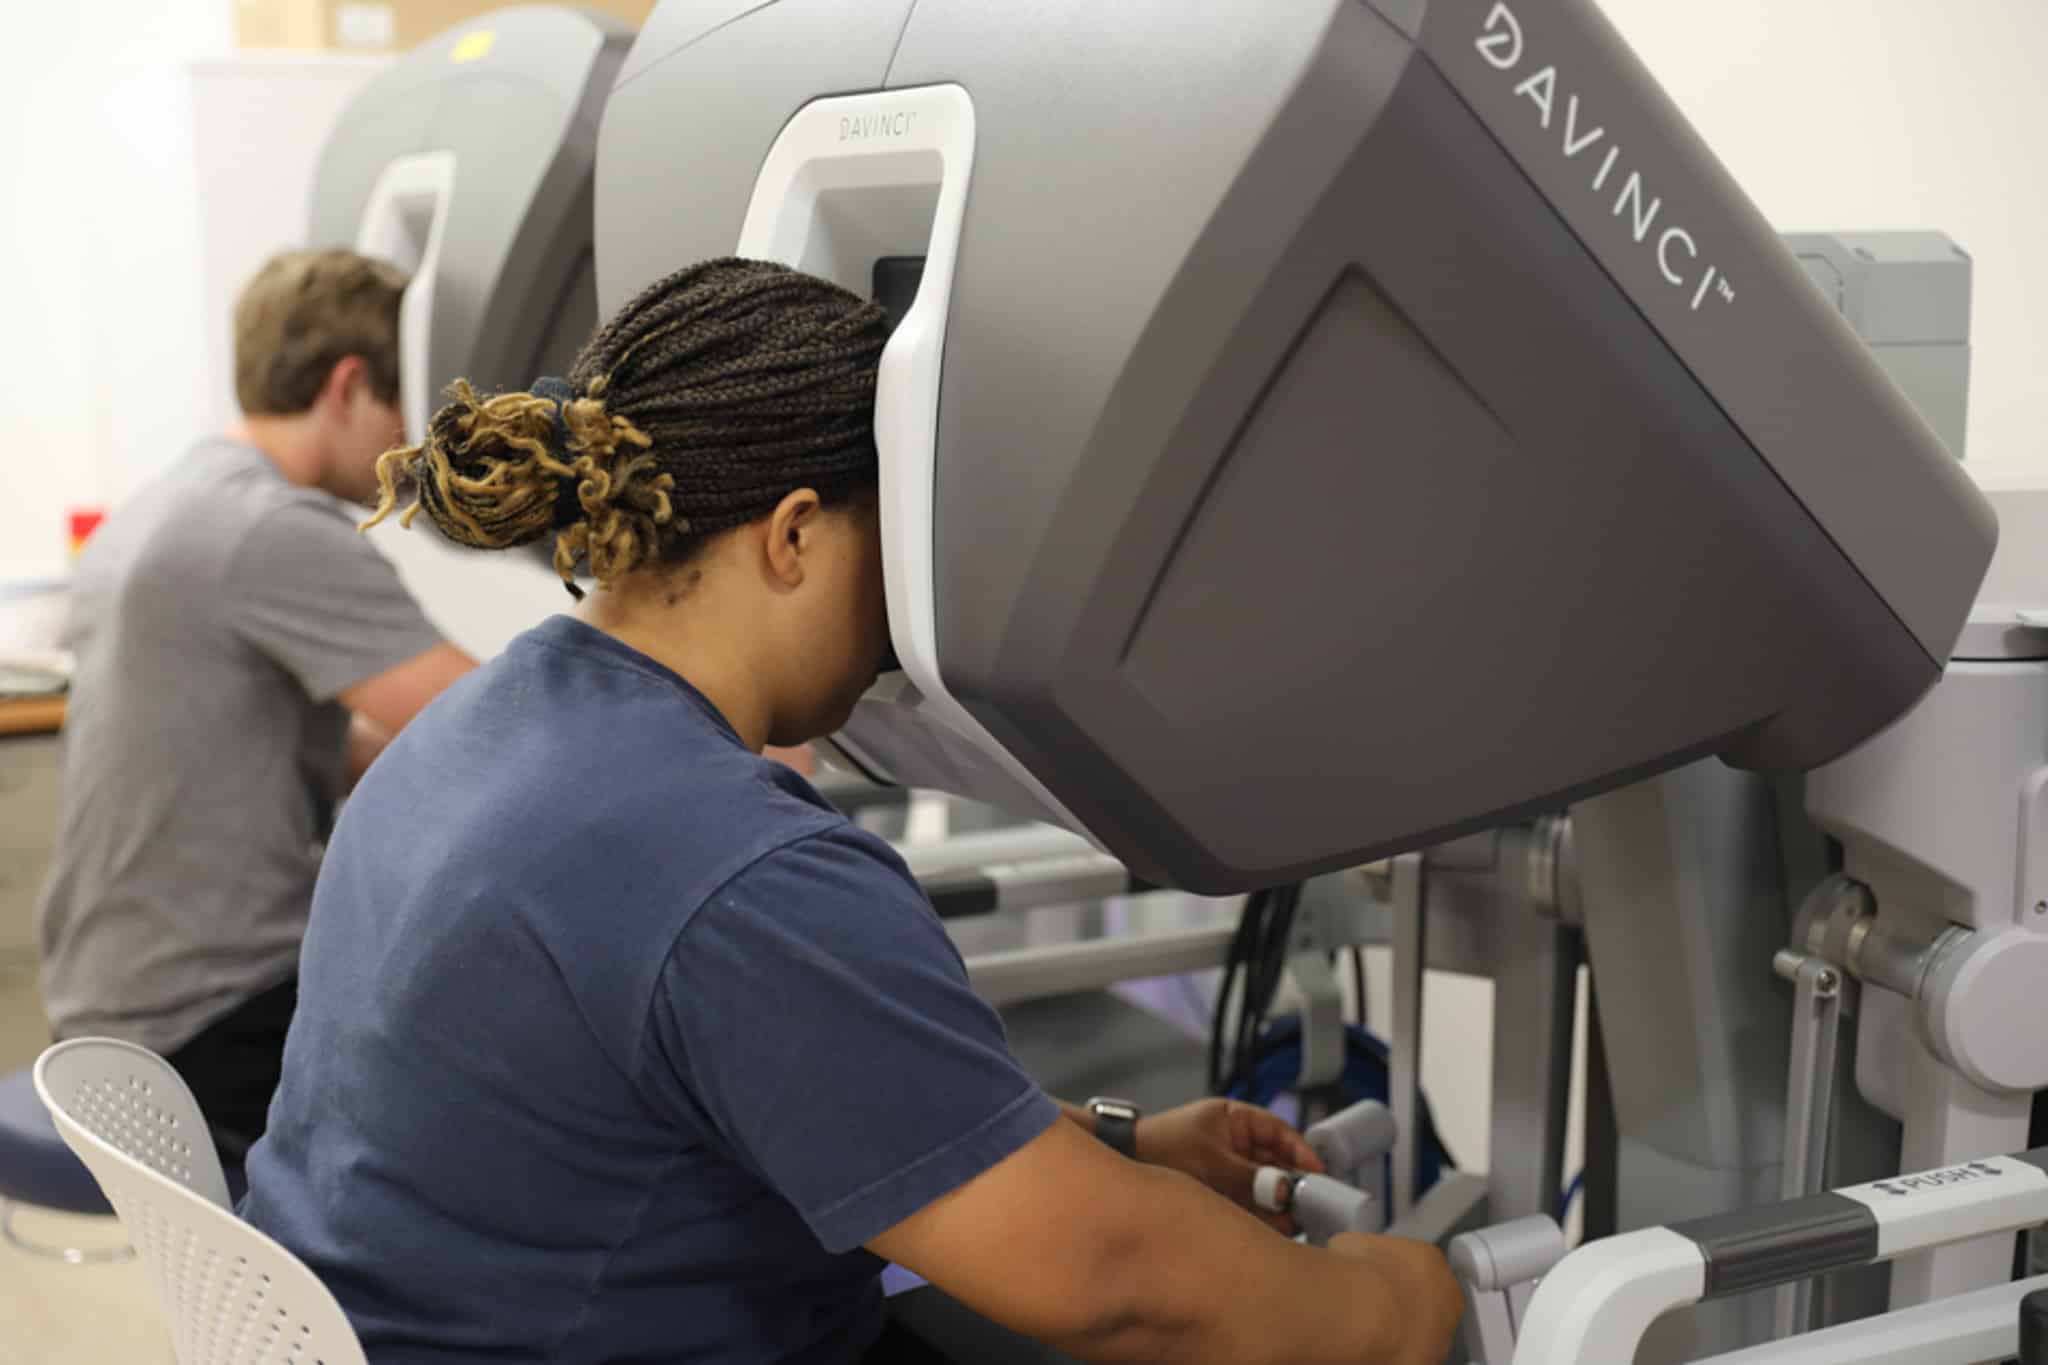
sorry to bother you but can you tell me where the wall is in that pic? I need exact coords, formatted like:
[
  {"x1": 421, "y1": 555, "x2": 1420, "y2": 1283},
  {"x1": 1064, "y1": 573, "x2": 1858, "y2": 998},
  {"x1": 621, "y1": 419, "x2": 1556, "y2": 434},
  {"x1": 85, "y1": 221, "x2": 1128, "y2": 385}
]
[
  {"x1": 1596, "y1": 0, "x2": 2048, "y2": 472},
  {"x1": 190, "y1": 54, "x2": 391, "y2": 439},
  {"x1": 0, "y1": 2, "x2": 231, "y2": 584}
]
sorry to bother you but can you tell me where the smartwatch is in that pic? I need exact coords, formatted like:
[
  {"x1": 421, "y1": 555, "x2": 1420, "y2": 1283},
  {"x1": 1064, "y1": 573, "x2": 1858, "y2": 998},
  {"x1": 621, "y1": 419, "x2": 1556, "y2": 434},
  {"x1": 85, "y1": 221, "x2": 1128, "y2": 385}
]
[{"x1": 1086, "y1": 1096, "x2": 1142, "y2": 1160}]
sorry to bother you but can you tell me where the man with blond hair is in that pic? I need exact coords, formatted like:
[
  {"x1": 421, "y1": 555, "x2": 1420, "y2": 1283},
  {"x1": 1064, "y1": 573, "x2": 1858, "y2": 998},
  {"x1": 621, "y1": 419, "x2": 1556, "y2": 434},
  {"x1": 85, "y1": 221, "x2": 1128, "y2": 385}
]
[{"x1": 39, "y1": 248, "x2": 475, "y2": 1163}]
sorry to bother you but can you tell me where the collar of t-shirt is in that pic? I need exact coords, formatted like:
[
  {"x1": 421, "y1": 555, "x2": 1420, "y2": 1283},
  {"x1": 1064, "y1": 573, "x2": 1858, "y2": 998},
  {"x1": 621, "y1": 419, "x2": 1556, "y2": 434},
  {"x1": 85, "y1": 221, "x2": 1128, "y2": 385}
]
[{"x1": 529, "y1": 614, "x2": 747, "y2": 751}]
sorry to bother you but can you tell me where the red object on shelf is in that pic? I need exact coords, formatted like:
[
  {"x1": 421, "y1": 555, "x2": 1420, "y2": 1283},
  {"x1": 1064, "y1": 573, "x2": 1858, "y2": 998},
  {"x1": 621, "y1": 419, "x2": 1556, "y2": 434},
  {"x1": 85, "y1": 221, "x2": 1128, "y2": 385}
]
[{"x1": 68, "y1": 508, "x2": 106, "y2": 556}]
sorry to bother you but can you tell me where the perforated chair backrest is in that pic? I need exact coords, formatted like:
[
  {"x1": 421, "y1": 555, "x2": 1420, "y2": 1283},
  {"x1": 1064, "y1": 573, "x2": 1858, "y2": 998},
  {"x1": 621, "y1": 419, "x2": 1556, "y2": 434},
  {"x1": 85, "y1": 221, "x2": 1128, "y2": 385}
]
[
  {"x1": 34, "y1": 1036, "x2": 230, "y2": 1209},
  {"x1": 35, "y1": 1039, "x2": 369, "y2": 1365}
]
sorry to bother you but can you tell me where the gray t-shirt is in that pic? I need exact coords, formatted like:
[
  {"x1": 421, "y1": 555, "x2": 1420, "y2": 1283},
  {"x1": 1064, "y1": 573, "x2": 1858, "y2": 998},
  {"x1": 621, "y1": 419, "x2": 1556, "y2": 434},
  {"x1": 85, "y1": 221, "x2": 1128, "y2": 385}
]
[{"x1": 38, "y1": 439, "x2": 444, "y2": 1055}]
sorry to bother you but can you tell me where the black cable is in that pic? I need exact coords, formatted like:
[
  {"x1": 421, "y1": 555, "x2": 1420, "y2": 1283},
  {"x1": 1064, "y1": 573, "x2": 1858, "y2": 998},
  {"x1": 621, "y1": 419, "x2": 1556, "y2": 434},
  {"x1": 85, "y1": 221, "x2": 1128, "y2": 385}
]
[
  {"x1": 1234, "y1": 892, "x2": 1279, "y2": 1088},
  {"x1": 1208, "y1": 896, "x2": 1466, "y2": 1182},
  {"x1": 1233, "y1": 889, "x2": 1280, "y2": 1091},
  {"x1": 1211, "y1": 888, "x2": 1263, "y2": 1093},
  {"x1": 1207, "y1": 953, "x2": 1241, "y2": 1093},
  {"x1": 1234, "y1": 1019, "x2": 1463, "y2": 1174},
  {"x1": 1209, "y1": 888, "x2": 1266, "y2": 1093},
  {"x1": 1265, "y1": 885, "x2": 1305, "y2": 1074},
  {"x1": 1212, "y1": 882, "x2": 1305, "y2": 1096}
]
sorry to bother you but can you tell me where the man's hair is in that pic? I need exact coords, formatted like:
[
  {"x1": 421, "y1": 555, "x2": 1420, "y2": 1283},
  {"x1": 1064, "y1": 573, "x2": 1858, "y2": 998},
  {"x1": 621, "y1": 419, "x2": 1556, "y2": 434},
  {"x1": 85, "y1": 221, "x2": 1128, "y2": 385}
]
[
  {"x1": 233, "y1": 248, "x2": 409, "y2": 417},
  {"x1": 364, "y1": 258, "x2": 890, "y2": 595}
]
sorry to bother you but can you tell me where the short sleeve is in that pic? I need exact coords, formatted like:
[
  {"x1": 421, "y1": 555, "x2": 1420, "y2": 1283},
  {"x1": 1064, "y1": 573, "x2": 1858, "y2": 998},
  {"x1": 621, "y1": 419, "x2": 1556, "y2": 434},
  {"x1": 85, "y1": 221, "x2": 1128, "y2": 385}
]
[
  {"x1": 227, "y1": 501, "x2": 445, "y2": 701},
  {"x1": 643, "y1": 825, "x2": 1060, "y2": 1254}
]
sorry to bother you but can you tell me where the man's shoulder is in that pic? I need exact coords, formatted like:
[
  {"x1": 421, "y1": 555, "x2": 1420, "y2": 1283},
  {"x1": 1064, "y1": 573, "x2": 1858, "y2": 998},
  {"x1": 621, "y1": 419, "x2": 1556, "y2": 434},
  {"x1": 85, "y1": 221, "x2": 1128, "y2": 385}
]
[
  {"x1": 225, "y1": 457, "x2": 359, "y2": 533},
  {"x1": 128, "y1": 441, "x2": 353, "y2": 561},
  {"x1": 78, "y1": 443, "x2": 405, "y2": 644},
  {"x1": 71, "y1": 445, "x2": 268, "y2": 599},
  {"x1": 220, "y1": 485, "x2": 393, "y2": 593}
]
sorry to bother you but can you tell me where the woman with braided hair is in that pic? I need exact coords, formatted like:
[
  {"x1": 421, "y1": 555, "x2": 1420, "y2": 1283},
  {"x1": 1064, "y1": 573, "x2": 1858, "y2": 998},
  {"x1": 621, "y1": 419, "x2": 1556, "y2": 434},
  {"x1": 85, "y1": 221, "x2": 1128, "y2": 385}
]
[{"x1": 240, "y1": 258, "x2": 1459, "y2": 1365}]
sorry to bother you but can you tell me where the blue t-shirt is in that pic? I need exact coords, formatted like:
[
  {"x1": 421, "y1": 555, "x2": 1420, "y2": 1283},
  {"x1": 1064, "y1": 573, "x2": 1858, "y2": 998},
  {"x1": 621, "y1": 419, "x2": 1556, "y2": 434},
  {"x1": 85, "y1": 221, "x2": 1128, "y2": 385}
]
[{"x1": 242, "y1": 615, "x2": 1059, "y2": 1363}]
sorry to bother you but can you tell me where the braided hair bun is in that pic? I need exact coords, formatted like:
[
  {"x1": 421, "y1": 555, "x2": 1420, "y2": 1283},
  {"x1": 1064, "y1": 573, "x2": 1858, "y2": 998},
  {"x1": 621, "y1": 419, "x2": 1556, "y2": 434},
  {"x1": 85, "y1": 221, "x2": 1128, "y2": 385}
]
[{"x1": 363, "y1": 258, "x2": 891, "y2": 596}]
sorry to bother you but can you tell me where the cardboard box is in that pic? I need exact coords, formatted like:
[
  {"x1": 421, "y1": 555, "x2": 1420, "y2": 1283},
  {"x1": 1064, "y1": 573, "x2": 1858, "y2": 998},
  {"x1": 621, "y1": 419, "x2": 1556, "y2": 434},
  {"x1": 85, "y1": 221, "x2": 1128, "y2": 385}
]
[
  {"x1": 235, "y1": 0, "x2": 658, "y2": 53},
  {"x1": 390, "y1": 0, "x2": 659, "y2": 49},
  {"x1": 234, "y1": 0, "x2": 391, "y2": 51}
]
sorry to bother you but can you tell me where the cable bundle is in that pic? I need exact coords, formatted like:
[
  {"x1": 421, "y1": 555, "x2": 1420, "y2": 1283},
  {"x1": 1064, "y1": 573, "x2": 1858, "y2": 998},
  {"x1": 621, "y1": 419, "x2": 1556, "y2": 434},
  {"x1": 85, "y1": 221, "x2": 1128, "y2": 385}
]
[{"x1": 1208, "y1": 883, "x2": 1306, "y2": 1095}]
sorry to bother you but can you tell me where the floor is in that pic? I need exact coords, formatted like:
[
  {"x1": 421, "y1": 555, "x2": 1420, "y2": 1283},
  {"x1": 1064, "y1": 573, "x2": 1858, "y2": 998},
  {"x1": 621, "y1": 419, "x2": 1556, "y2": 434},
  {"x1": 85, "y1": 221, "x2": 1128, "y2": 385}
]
[
  {"x1": 0, "y1": 963, "x2": 173, "y2": 1364},
  {"x1": 0, "y1": 1206, "x2": 171, "y2": 1362}
]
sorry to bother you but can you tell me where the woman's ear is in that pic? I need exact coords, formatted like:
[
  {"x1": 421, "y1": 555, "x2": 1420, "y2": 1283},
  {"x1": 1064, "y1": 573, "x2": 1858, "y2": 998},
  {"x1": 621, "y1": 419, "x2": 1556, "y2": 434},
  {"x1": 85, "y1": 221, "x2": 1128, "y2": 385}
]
[{"x1": 763, "y1": 488, "x2": 824, "y2": 587}]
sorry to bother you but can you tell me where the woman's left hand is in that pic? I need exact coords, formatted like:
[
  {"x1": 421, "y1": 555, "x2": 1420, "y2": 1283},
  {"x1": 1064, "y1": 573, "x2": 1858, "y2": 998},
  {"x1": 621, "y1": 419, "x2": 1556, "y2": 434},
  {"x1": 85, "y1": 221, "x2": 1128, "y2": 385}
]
[{"x1": 1136, "y1": 1098, "x2": 1325, "y2": 1228}]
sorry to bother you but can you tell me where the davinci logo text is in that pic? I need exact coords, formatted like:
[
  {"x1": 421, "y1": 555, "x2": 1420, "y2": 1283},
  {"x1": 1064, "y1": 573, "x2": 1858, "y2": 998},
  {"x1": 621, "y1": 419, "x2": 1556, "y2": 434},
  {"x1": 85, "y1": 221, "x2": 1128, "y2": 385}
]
[
  {"x1": 840, "y1": 110, "x2": 918, "y2": 143},
  {"x1": 1476, "y1": 3, "x2": 1736, "y2": 312}
]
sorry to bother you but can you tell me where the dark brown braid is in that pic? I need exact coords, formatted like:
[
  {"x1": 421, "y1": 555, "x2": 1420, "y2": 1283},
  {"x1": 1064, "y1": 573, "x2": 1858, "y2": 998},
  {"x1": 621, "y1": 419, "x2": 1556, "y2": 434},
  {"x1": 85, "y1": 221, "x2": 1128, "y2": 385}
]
[{"x1": 363, "y1": 258, "x2": 891, "y2": 594}]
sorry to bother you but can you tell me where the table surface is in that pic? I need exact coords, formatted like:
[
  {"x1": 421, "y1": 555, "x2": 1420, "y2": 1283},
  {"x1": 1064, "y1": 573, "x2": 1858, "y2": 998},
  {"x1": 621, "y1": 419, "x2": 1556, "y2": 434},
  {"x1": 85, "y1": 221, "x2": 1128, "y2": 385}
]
[{"x1": 0, "y1": 697, "x2": 64, "y2": 738}]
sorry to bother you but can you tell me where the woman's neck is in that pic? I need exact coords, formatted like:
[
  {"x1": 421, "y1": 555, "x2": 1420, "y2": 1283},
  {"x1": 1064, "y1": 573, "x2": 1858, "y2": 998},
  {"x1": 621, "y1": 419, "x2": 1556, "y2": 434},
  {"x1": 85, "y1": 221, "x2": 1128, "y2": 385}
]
[{"x1": 578, "y1": 570, "x2": 776, "y2": 752}]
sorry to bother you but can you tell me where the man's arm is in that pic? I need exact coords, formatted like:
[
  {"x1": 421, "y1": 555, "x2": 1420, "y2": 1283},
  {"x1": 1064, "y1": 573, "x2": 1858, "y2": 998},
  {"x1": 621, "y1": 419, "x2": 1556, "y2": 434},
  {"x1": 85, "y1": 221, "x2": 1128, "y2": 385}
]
[
  {"x1": 344, "y1": 712, "x2": 392, "y2": 787},
  {"x1": 227, "y1": 502, "x2": 475, "y2": 738},
  {"x1": 868, "y1": 1117, "x2": 1461, "y2": 1365},
  {"x1": 338, "y1": 640, "x2": 475, "y2": 738}
]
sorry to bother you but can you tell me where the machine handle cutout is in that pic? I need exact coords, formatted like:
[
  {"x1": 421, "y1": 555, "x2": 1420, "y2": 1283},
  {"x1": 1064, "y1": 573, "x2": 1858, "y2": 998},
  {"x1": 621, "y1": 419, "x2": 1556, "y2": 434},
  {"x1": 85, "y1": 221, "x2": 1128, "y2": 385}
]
[{"x1": 354, "y1": 150, "x2": 458, "y2": 445}]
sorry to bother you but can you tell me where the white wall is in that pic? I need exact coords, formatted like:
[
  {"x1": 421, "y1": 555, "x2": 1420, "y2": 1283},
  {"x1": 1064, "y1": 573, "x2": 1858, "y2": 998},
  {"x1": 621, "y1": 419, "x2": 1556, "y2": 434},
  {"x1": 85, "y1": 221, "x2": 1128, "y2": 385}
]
[
  {"x1": 1596, "y1": 0, "x2": 2048, "y2": 470},
  {"x1": 0, "y1": 1, "x2": 230, "y2": 583},
  {"x1": 190, "y1": 54, "x2": 390, "y2": 438},
  {"x1": 0, "y1": 13, "x2": 556, "y2": 655},
  {"x1": 0, "y1": 27, "x2": 389, "y2": 584}
]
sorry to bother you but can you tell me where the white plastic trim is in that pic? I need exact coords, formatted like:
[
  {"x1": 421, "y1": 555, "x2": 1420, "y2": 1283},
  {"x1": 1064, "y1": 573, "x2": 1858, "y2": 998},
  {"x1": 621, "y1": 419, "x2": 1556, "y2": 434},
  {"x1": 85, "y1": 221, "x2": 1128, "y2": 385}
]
[
  {"x1": 1510, "y1": 1227, "x2": 1706, "y2": 1364},
  {"x1": 1696, "y1": 1271, "x2": 2048, "y2": 1365},
  {"x1": 735, "y1": 84, "x2": 1086, "y2": 837},
  {"x1": 1513, "y1": 1156, "x2": 2048, "y2": 1362},
  {"x1": 1837, "y1": 1153, "x2": 2048, "y2": 1259},
  {"x1": 354, "y1": 150, "x2": 458, "y2": 445},
  {"x1": 35, "y1": 1039, "x2": 368, "y2": 1365},
  {"x1": 32, "y1": 1037, "x2": 230, "y2": 1210}
]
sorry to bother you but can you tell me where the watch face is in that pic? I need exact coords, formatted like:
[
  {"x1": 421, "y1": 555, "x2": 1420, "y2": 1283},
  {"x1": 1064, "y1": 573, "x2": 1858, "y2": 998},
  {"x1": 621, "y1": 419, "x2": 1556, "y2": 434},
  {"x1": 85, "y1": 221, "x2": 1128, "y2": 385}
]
[{"x1": 1088, "y1": 1099, "x2": 1140, "y2": 1158}]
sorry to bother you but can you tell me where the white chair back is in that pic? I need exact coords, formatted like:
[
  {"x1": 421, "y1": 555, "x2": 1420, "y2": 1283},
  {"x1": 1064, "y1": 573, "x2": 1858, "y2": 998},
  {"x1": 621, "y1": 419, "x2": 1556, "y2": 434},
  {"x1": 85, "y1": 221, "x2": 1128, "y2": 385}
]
[
  {"x1": 34, "y1": 1035, "x2": 230, "y2": 1209},
  {"x1": 35, "y1": 1038, "x2": 368, "y2": 1365}
]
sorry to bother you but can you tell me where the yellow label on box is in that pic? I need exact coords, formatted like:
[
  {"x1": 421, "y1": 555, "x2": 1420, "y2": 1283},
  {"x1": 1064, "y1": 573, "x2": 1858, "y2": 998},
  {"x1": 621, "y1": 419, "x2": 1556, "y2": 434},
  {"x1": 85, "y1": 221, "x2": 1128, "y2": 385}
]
[{"x1": 450, "y1": 29, "x2": 495, "y2": 63}]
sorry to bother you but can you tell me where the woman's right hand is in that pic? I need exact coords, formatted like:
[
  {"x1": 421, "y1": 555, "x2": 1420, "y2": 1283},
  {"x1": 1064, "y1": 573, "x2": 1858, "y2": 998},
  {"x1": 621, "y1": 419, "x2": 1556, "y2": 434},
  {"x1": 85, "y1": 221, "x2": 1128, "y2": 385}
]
[{"x1": 1327, "y1": 1233, "x2": 1464, "y2": 1364}]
